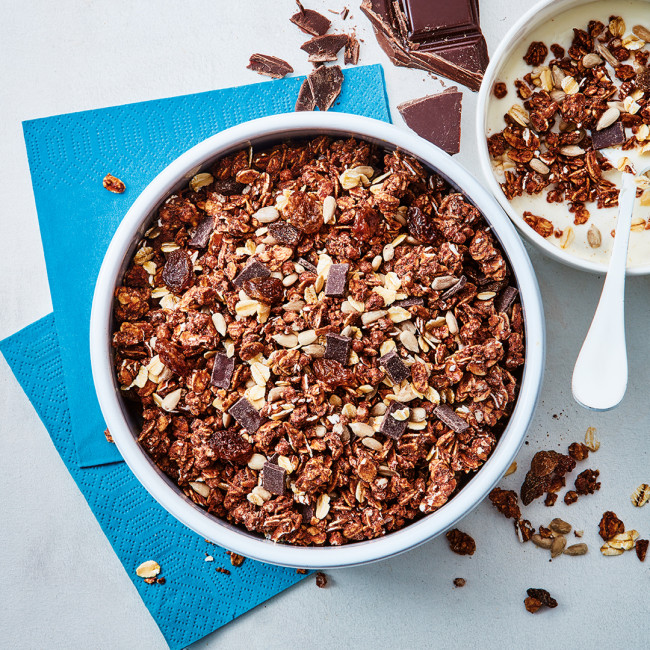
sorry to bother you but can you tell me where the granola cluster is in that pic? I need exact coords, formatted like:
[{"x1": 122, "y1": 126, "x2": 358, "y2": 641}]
[
  {"x1": 489, "y1": 16, "x2": 650, "y2": 243},
  {"x1": 111, "y1": 135, "x2": 525, "y2": 546}
]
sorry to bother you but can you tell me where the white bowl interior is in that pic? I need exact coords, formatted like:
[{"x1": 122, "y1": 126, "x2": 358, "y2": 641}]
[
  {"x1": 91, "y1": 112, "x2": 545, "y2": 568},
  {"x1": 476, "y1": 0, "x2": 650, "y2": 276}
]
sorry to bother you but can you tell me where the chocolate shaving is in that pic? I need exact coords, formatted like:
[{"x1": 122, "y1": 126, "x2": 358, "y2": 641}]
[
  {"x1": 295, "y1": 79, "x2": 316, "y2": 112},
  {"x1": 297, "y1": 257, "x2": 317, "y2": 273},
  {"x1": 228, "y1": 397, "x2": 265, "y2": 433},
  {"x1": 393, "y1": 296, "x2": 423, "y2": 308},
  {"x1": 590, "y1": 121, "x2": 625, "y2": 149},
  {"x1": 232, "y1": 259, "x2": 271, "y2": 288},
  {"x1": 345, "y1": 34, "x2": 360, "y2": 65},
  {"x1": 247, "y1": 54, "x2": 294, "y2": 79},
  {"x1": 324, "y1": 333, "x2": 352, "y2": 364},
  {"x1": 380, "y1": 401, "x2": 409, "y2": 440},
  {"x1": 210, "y1": 353, "x2": 235, "y2": 389},
  {"x1": 433, "y1": 404, "x2": 469, "y2": 433},
  {"x1": 496, "y1": 286, "x2": 518, "y2": 313},
  {"x1": 301, "y1": 34, "x2": 348, "y2": 63},
  {"x1": 262, "y1": 461, "x2": 287, "y2": 496},
  {"x1": 397, "y1": 88, "x2": 463, "y2": 154},
  {"x1": 188, "y1": 215, "x2": 215, "y2": 248},
  {"x1": 440, "y1": 275, "x2": 467, "y2": 300},
  {"x1": 379, "y1": 350, "x2": 410, "y2": 384},
  {"x1": 290, "y1": 1, "x2": 331, "y2": 36},
  {"x1": 307, "y1": 65, "x2": 344, "y2": 111},
  {"x1": 324, "y1": 262, "x2": 349, "y2": 296}
]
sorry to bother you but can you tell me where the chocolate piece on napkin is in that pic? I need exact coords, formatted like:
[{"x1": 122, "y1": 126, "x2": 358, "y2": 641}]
[
  {"x1": 290, "y1": 1, "x2": 331, "y2": 36},
  {"x1": 397, "y1": 88, "x2": 463, "y2": 154},
  {"x1": 360, "y1": 0, "x2": 488, "y2": 91},
  {"x1": 247, "y1": 54, "x2": 294, "y2": 79},
  {"x1": 308, "y1": 65, "x2": 344, "y2": 111},
  {"x1": 380, "y1": 401, "x2": 409, "y2": 440},
  {"x1": 301, "y1": 34, "x2": 349, "y2": 63},
  {"x1": 210, "y1": 353, "x2": 235, "y2": 389},
  {"x1": 295, "y1": 79, "x2": 316, "y2": 111},
  {"x1": 229, "y1": 397, "x2": 266, "y2": 433},
  {"x1": 433, "y1": 404, "x2": 469, "y2": 433}
]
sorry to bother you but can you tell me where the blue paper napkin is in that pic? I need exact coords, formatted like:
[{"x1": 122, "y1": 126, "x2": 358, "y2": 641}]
[
  {"x1": 23, "y1": 65, "x2": 392, "y2": 467},
  {"x1": 0, "y1": 314, "x2": 308, "y2": 650}
]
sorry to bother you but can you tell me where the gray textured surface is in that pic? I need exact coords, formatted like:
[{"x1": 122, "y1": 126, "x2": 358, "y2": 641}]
[{"x1": 1, "y1": 0, "x2": 649, "y2": 648}]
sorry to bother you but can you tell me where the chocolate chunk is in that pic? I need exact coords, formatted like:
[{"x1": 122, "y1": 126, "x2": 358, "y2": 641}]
[
  {"x1": 228, "y1": 397, "x2": 265, "y2": 433},
  {"x1": 590, "y1": 121, "x2": 625, "y2": 150},
  {"x1": 440, "y1": 275, "x2": 467, "y2": 300},
  {"x1": 324, "y1": 263, "x2": 349, "y2": 296},
  {"x1": 269, "y1": 221, "x2": 302, "y2": 246},
  {"x1": 393, "y1": 296, "x2": 424, "y2": 308},
  {"x1": 380, "y1": 401, "x2": 409, "y2": 440},
  {"x1": 360, "y1": 0, "x2": 488, "y2": 92},
  {"x1": 295, "y1": 79, "x2": 316, "y2": 112},
  {"x1": 188, "y1": 215, "x2": 215, "y2": 248},
  {"x1": 397, "y1": 88, "x2": 463, "y2": 155},
  {"x1": 325, "y1": 333, "x2": 352, "y2": 364},
  {"x1": 496, "y1": 286, "x2": 518, "y2": 313},
  {"x1": 433, "y1": 404, "x2": 469, "y2": 433},
  {"x1": 247, "y1": 54, "x2": 294, "y2": 79},
  {"x1": 232, "y1": 259, "x2": 271, "y2": 288},
  {"x1": 213, "y1": 179, "x2": 244, "y2": 195},
  {"x1": 301, "y1": 34, "x2": 348, "y2": 63},
  {"x1": 210, "y1": 353, "x2": 235, "y2": 389},
  {"x1": 379, "y1": 350, "x2": 410, "y2": 384},
  {"x1": 297, "y1": 257, "x2": 317, "y2": 273},
  {"x1": 261, "y1": 461, "x2": 286, "y2": 496},
  {"x1": 297, "y1": 502, "x2": 314, "y2": 523},
  {"x1": 290, "y1": 1, "x2": 331, "y2": 36},
  {"x1": 307, "y1": 65, "x2": 344, "y2": 112},
  {"x1": 162, "y1": 249, "x2": 193, "y2": 293},
  {"x1": 345, "y1": 34, "x2": 360, "y2": 65}
]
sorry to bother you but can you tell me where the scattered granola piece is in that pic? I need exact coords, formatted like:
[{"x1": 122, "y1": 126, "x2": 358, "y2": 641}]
[
  {"x1": 568, "y1": 442, "x2": 589, "y2": 462},
  {"x1": 493, "y1": 82, "x2": 507, "y2": 99},
  {"x1": 525, "y1": 588, "x2": 557, "y2": 613},
  {"x1": 504, "y1": 461, "x2": 517, "y2": 477},
  {"x1": 228, "y1": 552, "x2": 245, "y2": 567},
  {"x1": 296, "y1": 568, "x2": 308, "y2": 574},
  {"x1": 135, "y1": 560, "x2": 161, "y2": 579},
  {"x1": 520, "y1": 450, "x2": 575, "y2": 506},
  {"x1": 205, "y1": 555, "x2": 214, "y2": 562},
  {"x1": 564, "y1": 490, "x2": 579, "y2": 505},
  {"x1": 104, "y1": 428, "x2": 114, "y2": 443},
  {"x1": 599, "y1": 511, "x2": 625, "y2": 541},
  {"x1": 544, "y1": 493, "x2": 558, "y2": 507},
  {"x1": 103, "y1": 173, "x2": 125, "y2": 194},
  {"x1": 156, "y1": 577, "x2": 166, "y2": 585},
  {"x1": 574, "y1": 468, "x2": 600, "y2": 495},
  {"x1": 635, "y1": 539, "x2": 648, "y2": 562},
  {"x1": 247, "y1": 54, "x2": 294, "y2": 79},
  {"x1": 489, "y1": 487, "x2": 521, "y2": 520},
  {"x1": 631, "y1": 484, "x2": 650, "y2": 507},
  {"x1": 216, "y1": 567, "x2": 231, "y2": 575},
  {"x1": 453, "y1": 578, "x2": 466, "y2": 588},
  {"x1": 446, "y1": 529, "x2": 476, "y2": 556},
  {"x1": 315, "y1": 572, "x2": 328, "y2": 588}
]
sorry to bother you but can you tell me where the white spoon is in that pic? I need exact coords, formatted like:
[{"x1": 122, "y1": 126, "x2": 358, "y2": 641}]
[{"x1": 572, "y1": 162, "x2": 649, "y2": 411}]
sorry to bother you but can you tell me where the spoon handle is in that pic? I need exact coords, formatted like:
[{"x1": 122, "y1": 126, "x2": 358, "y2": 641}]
[{"x1": 572, "y1": 173, "x2": 636, "y2": 411}]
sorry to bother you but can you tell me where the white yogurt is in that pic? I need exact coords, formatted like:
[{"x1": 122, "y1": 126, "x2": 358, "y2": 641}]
[{"x1": 486, "y1": 0, "x2": 650, "y2": 267}]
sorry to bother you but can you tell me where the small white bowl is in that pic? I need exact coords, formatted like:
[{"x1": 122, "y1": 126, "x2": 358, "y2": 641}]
[
  {"x1": 90, "y1": 112, "x2": 545, "y2": 568},
  {"x1": 476, "y1": 0, "x2": 650, "y2": 275}
]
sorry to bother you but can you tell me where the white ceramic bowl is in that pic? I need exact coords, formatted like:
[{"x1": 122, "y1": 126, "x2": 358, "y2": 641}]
[
  {"x1": 90, "y1": 112, "x2": 545, "y2": 568},
  {"x1": 476, "y1": 0, "x2": 650, "y2": 275}
]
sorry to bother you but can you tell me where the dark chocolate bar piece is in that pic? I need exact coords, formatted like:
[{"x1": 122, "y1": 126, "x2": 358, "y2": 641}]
[
  {"x1": 262, "y1": 461, "x2": 287, "y2": 496},
  {"x1": 188, "y1": 215, "x2": 215, "y2": 248},
  {"x1": 324, "y1": 263, "x2": 349, "y2": 296},
  {"x1": 397, "y1": 88, "x2": 463, "y2": 155},
  {"x1": 380, "y1": 401, "x2": 409, "y2": 440},
  {"x1": 325, "y1": 333, "x2": 352, "y2": 364},
  {"x1": 379, "y1": 350, "x2": 410, "y2": 384},
  {"x1": 247, "y1": 54, "x2": 294, "y2": 79},
  {"x1": 297, "y1": 257, "x2": 318, "y2": 273},
  {"x1": 393, "y1": 296, "x2": 424, "y2": 308},
  {"x1": 210, "y1": 353, "x2": 235, "y2": 389},
  {"x1": 269, "y1": 222, "x2": 302, "y2": 246},
  {"x1": 213, "y1": 178, "x2": 244, "y2": 195},
  {"x1": 290, "y1": 1, "x2": 331, "y2": 36},
  {"x1": 590, "y1": 122, "x2": 625, "y2": 150},
  {"x1": 301, "y1": 34, "x2": 348, "y2": 62},
  {"x1": 233, "y1": 259, "x2": 271, "y2": 288},
  {"x1": 440, "y1": 275, "x2": 467, "y2": 300},
  {"x1": 495, "y1": 286, "x2": 518, "y2": 313},
  {"x1": 297, "y1": 502, "x2": 314, "y2": 523},
  {"x1": 307, "y1": 65, "x2": 344, "y2": 111},
  {"x1": 295, "y1": 79, "x2": 316, "y2": 112},
  {"x1": 433, "y1": 404, "x2": 469, "y2": 433},
  {"x1": 229, "y1": 397, "x2": 266, "y2": 433}
]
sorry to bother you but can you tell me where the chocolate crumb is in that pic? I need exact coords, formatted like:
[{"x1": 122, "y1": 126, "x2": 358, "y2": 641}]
[
  {"x1": 636, "y1": 539, "x2": 648, "y2": 562},
  {"x1": 210, "y1": 353, "x2": 235, "y2": 389},
  {"x1": 315, "y1": 572, "x2": 328, "y2": 588},
  {"x1": 453, "y1": 578, "x2": 466, "y2": 588},
  {"x1": 324, "y1": 262, "x2": 349, "y2": 296},
  {"x1": 216, "y1": 567, "x2": 231, "y2": 575},
  {"x1": 345, "y1": 33, "x2": 360, "y2": 65},
  {"x1": 233, "y1": 259, "x2": 271, "y2": 288},
  {"x1": 379, "y1": 401, "x2": 409, "y2": 440},
  {"x1": 228, "y1": 397, "x2": 265, "y2": 433},
  {"x1": 440, "y1": 275, "x2": 467, "y2": 301},
  {"x1": 188, "y1": 215, "x2": 215, "y2": 248}
]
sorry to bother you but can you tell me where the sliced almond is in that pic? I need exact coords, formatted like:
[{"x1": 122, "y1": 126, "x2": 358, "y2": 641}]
[{"x1": 596, "y1": 107, "x2": 620, "y2": 131}]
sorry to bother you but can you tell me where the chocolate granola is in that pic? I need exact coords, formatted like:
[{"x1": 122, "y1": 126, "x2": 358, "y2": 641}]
[{"x1": 111, "y1": 135, "x2": 525, "y2": 546}]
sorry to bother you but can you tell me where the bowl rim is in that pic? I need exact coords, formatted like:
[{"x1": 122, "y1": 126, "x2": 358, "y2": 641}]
[
  {"x1": 90, "y1": 111, "x2": 545, "y2": 568},
  {"x1": 475, "y1": 0, "x2": 650, "y2": 276}
]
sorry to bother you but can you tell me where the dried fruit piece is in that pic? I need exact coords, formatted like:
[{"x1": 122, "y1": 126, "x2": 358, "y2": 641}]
[
  {"x1": 242, "y1": 276, "x2": 284, "y2": 304},
  {"x1": 407, "y1": 206, "x2": 437, "y2": 243},
  {"x1": 446, "y1": 529, "x2": 476, "y2": 556},
  {"x1": 103, "y1": 173, "x2": 126, "y2": 193},
  {"x1": 162, "y1": 249, "x2": 194, "y2": 293},
  {"x1": 209, "y1": 428, "x2": 253, "y2": 464}
]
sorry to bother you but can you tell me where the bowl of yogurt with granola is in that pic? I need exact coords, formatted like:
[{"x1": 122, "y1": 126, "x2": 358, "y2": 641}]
[{"x1": 477, "y1": 0, "x2": 650, "y2": 274}]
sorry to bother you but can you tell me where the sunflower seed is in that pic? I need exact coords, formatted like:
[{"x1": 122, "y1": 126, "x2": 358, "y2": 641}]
[
  {"x1": 322, "y1": 195, "x2": 337, "y2": 224},
  {"x1": 531, "y1": 534, "x2": 553, "y2": 549},
  {"x1": 551, "y1": 535, "x2": 567, "y2": 558},
  {"x1": 582, "y1": 52, "x2": 603, "y2": 68},
  {"x1": 549, "y1": 518, "x2": 572, "y2": 535},
  {"x1": 529, "y1": 158, "x2": 550, "y2": 175},
  {"x1": 504, "y1": 461, "x2": 517, "y2": 477},
  {"x1": 253, "y1": 206, "x2": 280, "y2": 223},
  {"x1": 587, "y1": 225, "x2": 602, "y2": 249},
  {"x1": 564, "y1": 543, "x2": 588, "y2": 556}
]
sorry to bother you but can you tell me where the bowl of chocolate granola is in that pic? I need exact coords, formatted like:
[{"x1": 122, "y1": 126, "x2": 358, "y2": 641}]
[
  {"x1": 90, "y1": 111, "x2": 544, "y2": 567},
  {"x1": 477, "y1": 0, "x2": 650, "y2": 274}
]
